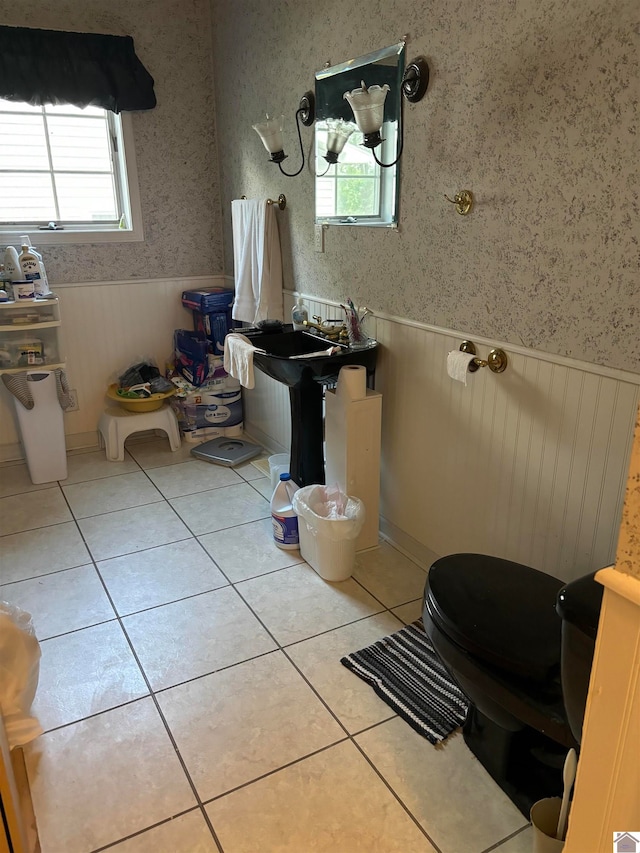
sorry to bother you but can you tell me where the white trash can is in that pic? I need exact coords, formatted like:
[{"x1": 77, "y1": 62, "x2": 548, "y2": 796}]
[
  {"x1": 293, "y1": 485, "x2": 365, "y2": 582},
  {"x1": 12, "y1": 370, "x2": 68, "y2": 483}
]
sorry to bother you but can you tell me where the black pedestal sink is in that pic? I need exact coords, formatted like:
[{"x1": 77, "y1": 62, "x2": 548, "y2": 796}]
[{"x1": 248, "y1": 328, "x2": 378, "y2": 487}]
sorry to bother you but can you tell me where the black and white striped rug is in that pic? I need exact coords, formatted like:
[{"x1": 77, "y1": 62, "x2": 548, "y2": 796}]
[{"x1": 340, "y1": 620, "x2": 469, "y2": 744}]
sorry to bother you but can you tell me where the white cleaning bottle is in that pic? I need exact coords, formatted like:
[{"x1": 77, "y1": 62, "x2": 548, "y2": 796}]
[
  {"x1": 270, "y1": 473, "x2": 299, "y2": 550},
  {"x1": 3, "y1": 245, "x2": 21, "y2": 282},
  {"x1": 19, "y1": 243, "x2": 50, "y2": 296},
  {"x1": 291, "y1": 297, "x2": 308, "y2": 331}
]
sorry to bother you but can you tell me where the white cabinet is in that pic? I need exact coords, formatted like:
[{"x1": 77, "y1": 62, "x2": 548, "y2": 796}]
[{"x1": 0, "y1": 298, "x2": 64, "y2": 375}]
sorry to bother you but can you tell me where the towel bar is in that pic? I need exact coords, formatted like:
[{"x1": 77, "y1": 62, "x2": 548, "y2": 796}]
[{"x1": 240, "y1": 194, "x2": 286, "y2": 210}]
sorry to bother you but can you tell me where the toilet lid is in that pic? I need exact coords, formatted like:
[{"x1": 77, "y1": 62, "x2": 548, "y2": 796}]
[{"x1": 426, "y1": 554, "x2": 565, "y2": 682}]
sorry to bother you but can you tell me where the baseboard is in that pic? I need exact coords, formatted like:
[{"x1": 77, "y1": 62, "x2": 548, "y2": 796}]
[
  {"x1": 379, "y1": 516, "x2": 440, "y2": 572},
  {"x1": 242, "y1": 422, "x2": 288, "y2": 456}
]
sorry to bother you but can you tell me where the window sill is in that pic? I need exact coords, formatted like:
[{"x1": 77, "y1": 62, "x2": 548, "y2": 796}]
[{"x1": 0, "y1": 226, "x2": 144, "y2": 245}]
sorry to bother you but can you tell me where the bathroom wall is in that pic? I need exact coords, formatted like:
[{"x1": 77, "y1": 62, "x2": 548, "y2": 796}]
[
  {"x1": 0, "y1": 0, "x2": 225, "y2": 453},
  {"x1": 245, "y1": 291, "x2": 640, "y2": 582},
  {"x1": 210, "y1": 0, "x2": 639, "y2": 375},
  {"x1": 0, "y1": 0, "x2": 223, "y2": 282}
]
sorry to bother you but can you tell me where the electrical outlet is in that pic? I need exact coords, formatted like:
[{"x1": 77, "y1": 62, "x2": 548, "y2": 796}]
[
  {"x1": 314, "y1": 224, "x2": 325, "y2": 253},
  {"x1": 67, "y1": 389, "x2": 79, "y2": 412}
]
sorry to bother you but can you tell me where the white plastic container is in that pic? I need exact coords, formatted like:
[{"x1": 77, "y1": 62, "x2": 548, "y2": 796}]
[
  {"x1": 268, "y1": 452, "x2": 290, "y2": 490},
  {"x1": 12, "y1": 370, "x2": 67, "y2": 483},
  {"x1": 19, "y1": 244, "x2": 50, "y2": 296},
  {"x1": 292, "y1": 485, "x2": 365, "y2": 582},
  {"x1": 270, "y1": 473, "x2": 299, "y2": 550},
  {"x1": 291, "y1": 297, "x2": 308, "y2": 331},
  {"x1": 4, "y1": 246, "x2": 21, "y2": 282}
]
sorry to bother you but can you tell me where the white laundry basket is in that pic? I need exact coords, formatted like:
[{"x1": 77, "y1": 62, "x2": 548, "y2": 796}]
[{"x1": 13, "y1": 370, "x2": 67, "y2": 483}]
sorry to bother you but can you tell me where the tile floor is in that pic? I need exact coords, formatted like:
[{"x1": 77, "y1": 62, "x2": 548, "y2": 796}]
[{"x1": 0, "y1": 438, "x2": 535, "y2": 853}]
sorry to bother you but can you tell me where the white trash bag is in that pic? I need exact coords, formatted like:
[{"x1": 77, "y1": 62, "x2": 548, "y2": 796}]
[
  {"x1": 0, "y1": 602, "x2": 42, "y2": 748},
  {"x1": 293, "y1": 485, "x2": 365, "y2": 581}
]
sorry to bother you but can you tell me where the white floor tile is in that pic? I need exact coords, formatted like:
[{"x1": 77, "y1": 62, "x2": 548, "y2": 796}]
[
  {"x1": 61, "y1": 449, "x2": 140, "y2": 484},
  {"x1": 249, "y1": 475, "x2": 276, "y2": 499},
  {"x1": 26, "y1": 698, "x2": 196, "y2": 853},
  {"x1": 198, "y1": 517, "x2": 302, "y2": 582},
  {"x1": 124, "y1": 437, "x2": 196, "y2": 469},
  {"x1": 170, "y1": 482, "x2": 270, "y2": 535},
  {"x1": 237, "y1": 562, "x2": 383, "y2": 645},
  {"x1": 0, "y1": 462, "x2": 52, "y2": 498},
  {"x1": 286, "y1": 612, "x2": 404, "y2": 733},
  {"x1": 0, "y1": 522, "x2": 90, "y2": 583},
  {"x1": 63, "y1": 472, "x2": 163, "y2": 518},
  {"x1": 355, "y1": 718, "x2": 527, "y2": 853},
  {"x1": 353, "y1": 541, "x2": 428, "y2": 607},
  {"x1": 391, "y1": 598, "x2": 424, "y2": 624},
  {"x1": 145, "y1": 459, "x2": 243, "y2": 498},
  {"x1": 98, "y1": 539, "x2": 228, "y2": 615},
  {"x1": 0, "y1": 565, "x2": 115, "y2": 640},
  {"x1": 0, "y1": 487, "x2": 71, "y2": 536},
  {"x1": 123, "y1": 586, "x2": 277, "y2": 691},
  {"x1": 206, "y1": 740, "x2": 436, "y2": 852},
  {"x1": 107, "y1": 810, "x2": 218, "y2": 852},
  {"x1": 158, "y1": 651, "x2": 344, "y2": 800},
  {"x1": 77, "y1": 502, "x2": 192, "y2": 561},
  {"x1": 234, "y1": 456, "x2": 270, "y2": 481},
  {"x1": 33, "y1": 621, "x2": 148, "y2": 731},
  {"x1": 492, "y1": 827, "x2": 534, "y2": 852}
]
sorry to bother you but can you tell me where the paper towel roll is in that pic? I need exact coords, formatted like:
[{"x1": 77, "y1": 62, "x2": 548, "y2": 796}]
[
  {"x1": 336, "y1": 364, "x2": 367, "y2": 401},
  {"x1": 447, "y1": 350, "x2": 476, "y2": 385}
]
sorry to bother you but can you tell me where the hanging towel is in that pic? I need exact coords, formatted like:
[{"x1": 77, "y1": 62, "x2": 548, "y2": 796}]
[
  {"x1": 231, "y1": 198, "x2": 283, "y2": 324},
  {"x1": 224, "y1": 333, "x2": 265, "y2": 390},
  {"x1": 2, "y1": 368, "x2": 74, "y2": 410}
]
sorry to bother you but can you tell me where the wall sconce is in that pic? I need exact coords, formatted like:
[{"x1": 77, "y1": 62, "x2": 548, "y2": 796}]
[
  {"x1": 323, "y1": 118, "x2": 356, "y2": 165},
  {"x1": 343, "y1": 57, "x2": 429, "y2": 168},
  {"x1": 253, "y1": 91, "x2": 315, "y2": 177}
]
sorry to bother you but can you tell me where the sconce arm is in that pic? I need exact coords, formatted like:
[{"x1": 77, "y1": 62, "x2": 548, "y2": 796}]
[{"x1": 277, "y1": 107, "x2": 306, "y2": 177}]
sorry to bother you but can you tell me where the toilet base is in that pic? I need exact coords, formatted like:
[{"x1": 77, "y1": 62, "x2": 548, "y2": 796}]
[{"x1": 463, "y1": 705, "x2": 565, "y2": 817}]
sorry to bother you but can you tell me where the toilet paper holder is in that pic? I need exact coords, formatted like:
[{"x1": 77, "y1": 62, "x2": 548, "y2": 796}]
[{"x1": 460, "y1": 341, "x2": 508, "y2": 374}]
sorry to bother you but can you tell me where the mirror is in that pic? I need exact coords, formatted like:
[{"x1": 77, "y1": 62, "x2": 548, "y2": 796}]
[{"x1": 314, "y1": 42, "x2": 405, "y2": 228}]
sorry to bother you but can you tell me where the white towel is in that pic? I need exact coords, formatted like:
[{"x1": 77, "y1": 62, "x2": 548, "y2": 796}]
[
  {"x1": 224, "y1": 333, "x2": 264, "y2": 389},
  {"x1": 231, "y1": 198, "x2": 283, "y2": 324}
]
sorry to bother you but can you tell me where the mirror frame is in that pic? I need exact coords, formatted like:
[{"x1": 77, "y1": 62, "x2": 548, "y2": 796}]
[{"x1": 314, "y1": 41, "x2": 405, "y2": 228}]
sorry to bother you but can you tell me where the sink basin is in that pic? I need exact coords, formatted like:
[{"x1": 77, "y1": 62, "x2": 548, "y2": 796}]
[
  {"x1": 247, "y1": 328, "x2": 378, "y2": 486},
  {"x1": 252, "y1": 330, "x2": 377, "y2": 387}
]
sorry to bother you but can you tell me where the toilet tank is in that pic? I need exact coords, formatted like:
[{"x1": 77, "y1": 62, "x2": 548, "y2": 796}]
[{"x1": 556, "y1": 572, "x2": 604, "y2": 744}]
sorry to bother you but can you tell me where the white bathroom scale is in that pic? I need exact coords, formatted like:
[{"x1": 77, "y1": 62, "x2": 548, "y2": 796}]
[{"x1": 190, "y1": 436, "x2": 262, "y2": 467}]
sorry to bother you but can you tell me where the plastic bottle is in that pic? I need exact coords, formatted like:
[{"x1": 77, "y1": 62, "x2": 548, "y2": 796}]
[
  {"x1": 270, "y1": 473, "x2": 299, "y2": 550},
  {"x1": 291, "y1": 297, "x2": 309, "y2": 331},
  {"x1": 0, "y1": 264, "x2": 12, "y2": 301},
  {"x1": 3, "y1": 246, "x2": 21, "y2": 282},
  {"x1": 18, "y1": 243, "x2": 50, "y2": 296}
]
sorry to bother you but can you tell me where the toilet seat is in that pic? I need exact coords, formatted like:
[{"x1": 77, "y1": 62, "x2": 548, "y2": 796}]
[{"x1": 426, "y1": 554, "x2": 565, "y2": 682}]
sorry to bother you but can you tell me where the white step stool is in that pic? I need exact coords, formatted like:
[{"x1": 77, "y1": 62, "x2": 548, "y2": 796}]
[{"x1": 98, "y1": 405, "x2": 181, "y2": 462}]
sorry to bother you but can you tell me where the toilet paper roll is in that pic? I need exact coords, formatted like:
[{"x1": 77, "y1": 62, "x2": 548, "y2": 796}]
[
  {"x1": 447, "y1": 350, "x2": 476, "y2": 386},
  {"x1": 336, "y1": 364, "x2": 367, "y2": 401}
]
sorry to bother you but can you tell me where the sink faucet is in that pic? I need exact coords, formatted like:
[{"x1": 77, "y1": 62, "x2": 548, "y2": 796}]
[{"x1": 303, "y1": 316, "x2": 348, "y2": 342}]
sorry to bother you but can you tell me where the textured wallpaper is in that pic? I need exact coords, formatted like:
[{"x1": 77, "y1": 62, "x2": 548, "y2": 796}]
[
  {"x1": 0, "y1": 0, "x2": 223, "y2": 283},
  {"x1": 210, "y1": 0, "x2": 639, "y2": 373}
]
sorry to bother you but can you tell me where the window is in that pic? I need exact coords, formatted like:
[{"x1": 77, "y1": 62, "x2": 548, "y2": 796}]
[
  {"x1": 315, "y1": 121, "x2": 398, "y2": 226},
  {"x1": 0, "y1": 98, "x2": 143, "y2": 243}
]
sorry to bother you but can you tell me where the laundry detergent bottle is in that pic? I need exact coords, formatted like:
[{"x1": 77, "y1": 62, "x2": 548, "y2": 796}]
[
  {"x1": 270, "y1": 473, "x2": 299, "y2": 550},
  {"x1": 19, "y1": 243, "x2": 50, "y2": 296}
]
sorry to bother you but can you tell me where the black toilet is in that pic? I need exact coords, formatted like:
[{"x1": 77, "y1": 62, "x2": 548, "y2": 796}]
[{"x1": 422, "y1": 553, "x2": 603, "y2": 816}]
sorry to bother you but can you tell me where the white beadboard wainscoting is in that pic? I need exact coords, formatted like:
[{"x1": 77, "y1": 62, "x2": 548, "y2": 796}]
[
  {"x1": 0, "y1": 276, "x2": 226, "y2": 461},
  {"x1": 244, "y1": 291, "x2": 640, "y2": 582}
]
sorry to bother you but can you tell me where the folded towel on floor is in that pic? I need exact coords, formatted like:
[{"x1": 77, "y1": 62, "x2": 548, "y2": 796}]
[{"x1": 224, "y1": 333, "x2": 264, "y2": 389}]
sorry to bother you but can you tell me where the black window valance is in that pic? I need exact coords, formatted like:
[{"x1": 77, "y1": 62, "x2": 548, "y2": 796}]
[{"x1": 0, "y1": 25, "x2": 156, "y2": 113}]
